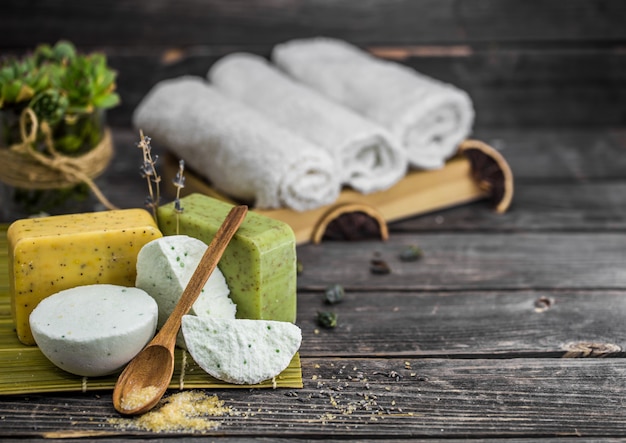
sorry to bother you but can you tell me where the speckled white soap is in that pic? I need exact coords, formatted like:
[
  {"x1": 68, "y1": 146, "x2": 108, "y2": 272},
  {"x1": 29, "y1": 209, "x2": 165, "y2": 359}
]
[{"x1": 29, "y1": 284, "x2": 158, "y2": 377}]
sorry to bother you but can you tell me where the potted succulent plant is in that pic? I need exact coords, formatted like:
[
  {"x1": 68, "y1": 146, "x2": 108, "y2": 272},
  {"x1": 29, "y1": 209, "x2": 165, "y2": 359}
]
[{"x1": 0, "y1": 40, "x2": 120, "y2": 219}]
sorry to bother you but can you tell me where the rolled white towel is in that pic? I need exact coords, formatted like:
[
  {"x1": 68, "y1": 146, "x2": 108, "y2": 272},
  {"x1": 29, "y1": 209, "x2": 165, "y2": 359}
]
[
  {"x1": 273, "y1": 37, "x2": 475, "y2": 170},
  {"x1": 132, "y1": 76, "x2": 340, "y2": 211},
  {"x1": 209, "y1": 53, "x2": 407, "y2": 194}
]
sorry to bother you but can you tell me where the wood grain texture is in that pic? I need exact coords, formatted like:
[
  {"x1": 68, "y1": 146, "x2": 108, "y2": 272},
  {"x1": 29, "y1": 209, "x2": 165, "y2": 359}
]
[
  {"x1": 392, "y1": 182, "x2": 626, "y2": 233},
  {"x1": 295, "y1": 232, "x2": 626, "y2": 291},
  {"x1": 1, "y1": 0, "x2": 625, "y2": 47},
  {"x1": 474, "y1": 128, "x2": 626, "y2": 181},
  {"x1": 1, "y1": 358, "x2": 626, "y2": 438},
  {"x1": 296, "y1": 290, "x2": 626, "y2": 357}
]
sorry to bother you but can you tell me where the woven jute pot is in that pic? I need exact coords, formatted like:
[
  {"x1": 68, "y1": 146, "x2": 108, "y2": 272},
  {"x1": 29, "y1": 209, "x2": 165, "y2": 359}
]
[{"x1": 0, "y1": 107, "x2": 116, "y2": 221}]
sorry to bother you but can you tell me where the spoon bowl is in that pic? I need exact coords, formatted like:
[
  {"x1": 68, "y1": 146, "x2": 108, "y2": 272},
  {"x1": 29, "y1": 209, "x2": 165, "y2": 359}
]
[
  {"x1": 112, "y1": 344, "x2": 174, "y2": 415},
  {"x1": 112, "y1": 205, "x2": 248, "y2": 415}
]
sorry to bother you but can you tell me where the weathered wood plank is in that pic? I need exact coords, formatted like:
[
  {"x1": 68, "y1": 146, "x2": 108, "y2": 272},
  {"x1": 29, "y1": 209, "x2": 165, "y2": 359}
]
[
  {"x1": 297, "y1": 289, "x2": 626, "y2": 358},
  {"x1": 1, "y1": 358, "x2": 626, "y2": 438},
  {"x1": 391, "y1": 182, "x2": 626, "y2": 233},
  {"x1": 474, "y1": 128, "x2": 626, "y2": 181},
  {"x1": 295, "y1": 233, "x2": 626, "y2": 291},
  {"x1": 2, "y1": 0, "x2": 625, "y2": 48}
]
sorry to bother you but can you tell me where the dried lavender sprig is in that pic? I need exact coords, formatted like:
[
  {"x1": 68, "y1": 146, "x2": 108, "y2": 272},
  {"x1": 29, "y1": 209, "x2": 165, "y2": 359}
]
[
  {"x1": 137, "y1": 130, "x2": 161, "y2": 223},
  {"x1": 172, "y1": 160, "x2": 186, "y2": 195},
  {"x1": 172, "y1": 159, "x2": 186, "y2": 234}
]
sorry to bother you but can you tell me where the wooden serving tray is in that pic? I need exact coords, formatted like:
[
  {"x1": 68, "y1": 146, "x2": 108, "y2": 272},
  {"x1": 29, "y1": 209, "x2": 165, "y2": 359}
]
[{"x1": 163, "y1": 139, "x2": 514, "y2": 244}]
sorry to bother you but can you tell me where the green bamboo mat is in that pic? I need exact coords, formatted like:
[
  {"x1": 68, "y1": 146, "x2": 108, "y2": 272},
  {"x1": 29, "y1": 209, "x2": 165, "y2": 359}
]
[{"x1": 0, "y1": 225, "x2": 302, "y2": 395}]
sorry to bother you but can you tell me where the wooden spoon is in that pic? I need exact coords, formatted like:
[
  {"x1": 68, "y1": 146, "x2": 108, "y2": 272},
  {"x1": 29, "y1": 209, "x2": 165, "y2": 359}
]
[{"x1": 112, "y1": 205, "x2": 248, "y2": 415}]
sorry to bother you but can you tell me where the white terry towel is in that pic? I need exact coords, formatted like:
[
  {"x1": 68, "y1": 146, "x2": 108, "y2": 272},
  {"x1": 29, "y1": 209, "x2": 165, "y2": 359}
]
[
  {"x1": 132, "y1": 76, "x2": 340, "y2": 211},
  {"x1": 209, "y1": 53, "x2": 407, "y2": 194},
  {"x1": 273, "y1": 37, "x2": 475, "y2": 170}
]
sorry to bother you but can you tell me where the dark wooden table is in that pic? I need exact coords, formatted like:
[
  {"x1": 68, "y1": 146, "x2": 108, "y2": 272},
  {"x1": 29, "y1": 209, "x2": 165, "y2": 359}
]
[{"x1": 1, "y1": 125, "x2": 625, "y2": 440}]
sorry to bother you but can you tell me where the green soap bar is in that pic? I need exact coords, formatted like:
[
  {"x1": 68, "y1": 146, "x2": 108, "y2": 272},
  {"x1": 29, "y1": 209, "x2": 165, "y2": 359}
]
[{"x1": 158, "y1": 194, "x2": 297, "y2": 323}]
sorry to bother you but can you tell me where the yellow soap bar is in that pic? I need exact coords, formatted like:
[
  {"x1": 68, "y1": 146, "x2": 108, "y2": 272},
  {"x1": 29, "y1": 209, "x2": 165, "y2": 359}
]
[{"x1": 8, "y1": 209, "x2": 162, "y2": 345}]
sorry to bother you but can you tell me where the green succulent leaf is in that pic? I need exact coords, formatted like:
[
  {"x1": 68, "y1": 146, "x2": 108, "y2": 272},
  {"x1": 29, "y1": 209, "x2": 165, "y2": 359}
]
[
  {"x1": 30, "y1": 90, "x2": 69, "y2": 125},
  {"x1": 2, "y1": 81, "x2": 26, "y2": 104},
  {"x1": 34, "y1": 40, "x2": 76, "y2": 65},
  {"x1": 51, "y1": 41, "x2": 76, "y2": 61},
  {"x1": 93, "y1": 92, "x2": 120, "y2": 109}
]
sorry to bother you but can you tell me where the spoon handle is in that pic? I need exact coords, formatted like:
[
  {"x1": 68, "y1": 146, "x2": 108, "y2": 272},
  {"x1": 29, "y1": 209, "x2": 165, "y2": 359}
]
[{"x1": 153, "y1": 205, "x2": 248, "y2": 346}]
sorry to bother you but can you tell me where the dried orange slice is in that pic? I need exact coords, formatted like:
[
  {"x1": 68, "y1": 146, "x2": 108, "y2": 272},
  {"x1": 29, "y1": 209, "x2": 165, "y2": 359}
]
[{"x1": 458, "y1": 139, "x2": 514, "y2": 213}]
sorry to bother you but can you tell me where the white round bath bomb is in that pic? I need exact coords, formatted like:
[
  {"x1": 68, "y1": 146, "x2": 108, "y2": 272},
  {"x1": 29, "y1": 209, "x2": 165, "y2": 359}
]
[
  {"x1": 29, "y1": 284, "x2": 158, "y2": 377},
  {"x1": 182, "y1": 315, "x2": 302, "y2": 385},
  {"x1": 136, "y1": 235, "x2": 236, "y2": 329}
]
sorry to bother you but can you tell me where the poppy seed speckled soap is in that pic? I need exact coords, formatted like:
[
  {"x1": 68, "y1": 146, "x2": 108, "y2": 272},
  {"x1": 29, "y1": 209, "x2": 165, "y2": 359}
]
[
  {"x1": 158, "y1": 194, "x2": 297, "y2": 323},
  {"x1": 8, "y1": 209, "x2": 162, "y2": 345}
]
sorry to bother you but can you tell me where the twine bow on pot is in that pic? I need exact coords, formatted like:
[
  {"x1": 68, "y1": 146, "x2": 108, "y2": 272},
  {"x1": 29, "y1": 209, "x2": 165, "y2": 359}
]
[{"x1": 0, "y1": 107, "x2": 118, "y2": 210}]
